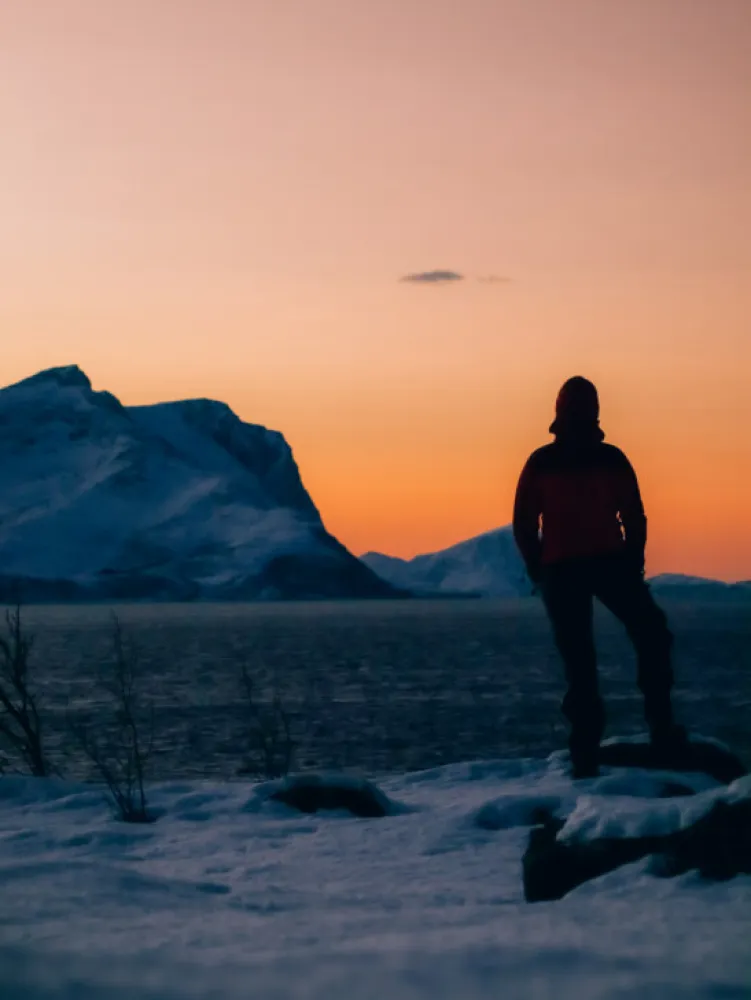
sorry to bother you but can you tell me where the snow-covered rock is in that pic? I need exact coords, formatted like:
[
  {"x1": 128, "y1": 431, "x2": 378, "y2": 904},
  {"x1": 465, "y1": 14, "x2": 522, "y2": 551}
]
[
  {"x1": 522, "y1": 735, "x2": 749, "y2": 902},
  {"x1": 596, "y1": 733, "x2": 747, "y2": 784},
  {"x1": 268, "y1": 773, "x2": 400, "y2": 817},
  {"x1": 361, "y1": 527, "x2": 531, "y2": 598},
  {"x1": 523, "y1": 776, "x2": 751, "y2": 902},
  {"x1": 0, "y1": 366, "x2": 398, "y2": 601}
]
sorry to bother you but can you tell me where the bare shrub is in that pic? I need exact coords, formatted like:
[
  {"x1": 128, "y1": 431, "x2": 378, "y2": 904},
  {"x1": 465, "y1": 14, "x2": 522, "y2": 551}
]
[
  {"x1": 0, "y1": 605, "x2": 51, "y2": 776},
  {"x1": 71, "y1": 615, "x2": 155, "y2": 823},
  {"x1": 237, "y1": 664, "x2": 295, "y2": 779}
]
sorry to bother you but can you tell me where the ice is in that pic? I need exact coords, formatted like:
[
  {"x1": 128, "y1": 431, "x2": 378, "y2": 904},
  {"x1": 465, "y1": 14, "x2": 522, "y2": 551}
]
[{"x1": 0, "y1": 756, "x2": 749, "y2": 999}]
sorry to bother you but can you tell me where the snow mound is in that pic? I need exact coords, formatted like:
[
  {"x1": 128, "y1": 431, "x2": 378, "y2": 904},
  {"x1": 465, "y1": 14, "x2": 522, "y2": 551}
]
[
  {"x1": 471, "y1": 794, "x2": 564, "y2": 831},
  {"x1": 266, "y1": 773, "x2": 404, "y2": 818}
]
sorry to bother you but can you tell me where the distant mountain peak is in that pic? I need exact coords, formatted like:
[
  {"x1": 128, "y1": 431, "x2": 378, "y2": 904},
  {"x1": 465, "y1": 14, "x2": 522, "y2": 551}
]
[
  {"x1": 362, "y1": 527, "x2": 531, "y2": 598},
  {"x1": 363, "y1": 533, "x2": 749, "y2": 600},
  {"x1": 15, "y1": 364, "x2": 92, "y2": 391}
]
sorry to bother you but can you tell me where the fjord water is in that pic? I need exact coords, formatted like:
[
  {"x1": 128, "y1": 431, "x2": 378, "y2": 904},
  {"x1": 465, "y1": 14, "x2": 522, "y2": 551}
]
[{"x1": 22, "y1": 598, "x2": 751, "y2": 779}]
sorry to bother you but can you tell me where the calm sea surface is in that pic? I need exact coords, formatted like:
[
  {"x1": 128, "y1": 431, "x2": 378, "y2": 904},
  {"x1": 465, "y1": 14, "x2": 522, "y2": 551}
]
[{"x1": 11, "y1": 598, "x2": 751, "y2": 779}]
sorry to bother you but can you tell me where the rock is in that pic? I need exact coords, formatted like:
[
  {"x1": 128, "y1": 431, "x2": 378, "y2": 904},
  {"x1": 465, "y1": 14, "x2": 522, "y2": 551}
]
[
  {"x1": 653, "y1": 796, "x2": 751, "y2": 881},
  {"x1": 597, "y1": 735, "x2": 747, "y2": 785},
  {"x1": 657, "y1": 780, "x2": 698, "y2": 798},
  {"x1": 522, "y1": 811, "x2": 665, "y2": 903},
  {"x1": 269, "y1": 774, "x2": 391, "y2": 818},
  {"x1": 523, "y1": 790, "x2": 751, "y2": 903}
]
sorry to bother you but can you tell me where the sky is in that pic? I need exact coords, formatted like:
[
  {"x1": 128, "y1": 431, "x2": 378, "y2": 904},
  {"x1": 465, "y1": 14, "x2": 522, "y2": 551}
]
[{"x1": 1, "y1": 0, "x2": 750, "y2": 580}]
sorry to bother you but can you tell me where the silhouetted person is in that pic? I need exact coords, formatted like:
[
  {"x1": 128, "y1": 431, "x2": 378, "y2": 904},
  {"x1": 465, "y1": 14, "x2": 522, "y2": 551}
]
[{"x1": 513, "y1": 377, "x2": 684, "y2": 778}]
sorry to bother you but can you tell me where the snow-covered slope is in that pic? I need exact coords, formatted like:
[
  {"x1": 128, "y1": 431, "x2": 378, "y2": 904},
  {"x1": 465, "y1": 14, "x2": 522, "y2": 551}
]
[
  {"x1": 362, "y1": 527, "x2": 531, "y2": 597},
  {"x1": 0, "y1": 366, "x2": 397, "y2": 600},
  {"x1": 1, "y1": 753, "x2": 749, "y2": 999}
]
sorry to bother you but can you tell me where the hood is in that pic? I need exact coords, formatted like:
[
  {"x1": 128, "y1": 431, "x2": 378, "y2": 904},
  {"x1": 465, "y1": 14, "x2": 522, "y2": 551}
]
[{"x1": 549, "y1": 376, "x2": 605, "y2": 443}]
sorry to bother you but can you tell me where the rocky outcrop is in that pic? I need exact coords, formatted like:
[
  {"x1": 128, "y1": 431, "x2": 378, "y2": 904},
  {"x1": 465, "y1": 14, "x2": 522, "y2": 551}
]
[
  {"x1": 523, "y1": 793, "x2": 751, "y2": 902},
  {"x1": 523, "y1": 736, "x2": 749, "y2": 903},
  {"x1": 597, "y1": 735, "x2": 747, "y2": 785}
]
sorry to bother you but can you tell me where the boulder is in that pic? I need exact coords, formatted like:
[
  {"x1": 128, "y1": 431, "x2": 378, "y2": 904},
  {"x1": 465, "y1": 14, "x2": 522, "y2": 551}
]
[
  {"x1": 597, "y1": 735, "x2": 747, "y2": 785},
  {"x1": 523, "y1": 792, "x2": 751, "y2": 903},
  {"x1": 653, "y1": 796, "x2": 751, "y2": 881},
  {"x1": 523, "y1": 811, "x2": 664, "y2": 902},
  {"x1": 269, "y1": 774, "x2": 392, "y2": 818}
]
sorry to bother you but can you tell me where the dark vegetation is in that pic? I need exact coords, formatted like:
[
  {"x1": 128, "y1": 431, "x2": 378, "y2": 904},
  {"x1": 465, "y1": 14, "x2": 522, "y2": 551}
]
[
  {"x1": 1, "y1": 605, "x2": 300, "y2": 822},
  {"x1": 236, "y1": 663, "x2": 295, "y2": 779},
  {"x1": 0, "y1": 606, "x2": 50, "y2": 777},
  {"x1": 69, "y1": 617, "x2": 156, "y2": 823}
]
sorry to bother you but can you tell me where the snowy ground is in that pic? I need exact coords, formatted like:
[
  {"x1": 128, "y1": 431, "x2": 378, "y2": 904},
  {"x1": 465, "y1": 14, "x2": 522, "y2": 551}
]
[{"x1": 1, "y1": 755, "x2": 750, "y2": 999}]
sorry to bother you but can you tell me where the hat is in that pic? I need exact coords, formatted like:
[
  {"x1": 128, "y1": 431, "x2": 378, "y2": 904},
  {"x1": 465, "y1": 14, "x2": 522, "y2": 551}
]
[{"x1": 550, "y1": 377, "x2": 602, "y2": 436}]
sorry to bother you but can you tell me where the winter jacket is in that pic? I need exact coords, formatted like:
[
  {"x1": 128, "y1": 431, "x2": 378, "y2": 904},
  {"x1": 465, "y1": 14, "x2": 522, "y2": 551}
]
[{"x1": 512, "y1": 433, "x2": 647, "y2": 582}]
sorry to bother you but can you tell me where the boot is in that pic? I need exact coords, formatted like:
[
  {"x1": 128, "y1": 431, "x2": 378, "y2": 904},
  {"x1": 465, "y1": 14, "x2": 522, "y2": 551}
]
[
  {"x1": 569, "y1": 748, "x2": 600, "y2": 780},
  {"x1": 650, "y1": 722, "x2": 689, "y2": 766}
]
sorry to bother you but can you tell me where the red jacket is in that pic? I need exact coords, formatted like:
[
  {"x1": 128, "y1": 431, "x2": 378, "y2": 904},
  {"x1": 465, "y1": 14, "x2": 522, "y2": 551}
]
[{"x1": 513, "y1": 437, "x2": 647, "y2": 580}]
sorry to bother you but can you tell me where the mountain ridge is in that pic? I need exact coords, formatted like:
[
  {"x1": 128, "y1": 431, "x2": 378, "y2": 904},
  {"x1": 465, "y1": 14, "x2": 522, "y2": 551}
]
[
  {"x1": 362, "y1": 527, "x2": 531, "y2": 597},
  {"x1": 362, "y1": 532, "x2": 750, "y2": 599},
  {"x1": 0, "y1": 366, "x2": 399, "y2": 601}
]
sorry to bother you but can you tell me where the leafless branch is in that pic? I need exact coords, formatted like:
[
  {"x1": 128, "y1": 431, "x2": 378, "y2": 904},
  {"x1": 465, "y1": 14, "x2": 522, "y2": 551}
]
[
  {"x1": 0, "y1": 605, "x2": 50, "y2": 776},
  {"x1": 237, "y1": 664, "x2": 295, "y2": 779},
  {"x1": 71, "y1": 615, "x2": 155, "y2": 823}
]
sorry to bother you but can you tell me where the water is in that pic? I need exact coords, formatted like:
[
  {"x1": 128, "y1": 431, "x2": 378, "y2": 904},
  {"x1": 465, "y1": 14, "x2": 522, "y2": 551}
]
[{"x1": 9, "y1": 598, "x2": 751, "y2": 780}]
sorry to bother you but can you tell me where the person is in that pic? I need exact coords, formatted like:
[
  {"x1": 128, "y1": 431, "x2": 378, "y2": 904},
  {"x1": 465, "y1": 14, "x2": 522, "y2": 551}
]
[{"x1": 512, "y1": 376, "x2": 685, "y2": 778}]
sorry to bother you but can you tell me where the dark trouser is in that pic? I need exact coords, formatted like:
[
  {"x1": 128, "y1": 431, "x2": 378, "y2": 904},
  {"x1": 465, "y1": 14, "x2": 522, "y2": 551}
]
[{"x1": 541, "y1": 554, "x2": 674, "y2": 765}]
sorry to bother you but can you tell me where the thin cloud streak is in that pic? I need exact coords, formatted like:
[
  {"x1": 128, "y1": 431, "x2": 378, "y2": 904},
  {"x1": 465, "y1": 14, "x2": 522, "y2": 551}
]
[{"x1": 399, "y1": 270, "x2": 465, "y2": 284}]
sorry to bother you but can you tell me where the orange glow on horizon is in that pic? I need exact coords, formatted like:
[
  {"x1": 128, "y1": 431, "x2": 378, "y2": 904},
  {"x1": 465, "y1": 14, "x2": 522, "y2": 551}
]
[{"x1": 1, "y1": 1, "x2": 749, "y2": 582}]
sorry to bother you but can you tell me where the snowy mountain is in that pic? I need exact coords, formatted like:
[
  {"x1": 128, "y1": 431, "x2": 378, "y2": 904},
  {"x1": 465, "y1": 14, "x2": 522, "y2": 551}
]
[
  {"x1": 362, "y1": 527, "x2": 532, "y2": 598},
  {"x1": 0, "y1": 366, "x2": 399, "y2": 601},
  {"x1": 362, "y1": 532, "x2": 750, "y2": 600},
  {"x1": 648, "y1": 574, "x2": 751, "y2": 600}
]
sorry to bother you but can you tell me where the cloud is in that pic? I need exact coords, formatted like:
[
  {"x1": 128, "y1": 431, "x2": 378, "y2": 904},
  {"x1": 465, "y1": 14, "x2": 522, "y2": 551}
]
[
  {"x1": 477, "y1": 275, "x2": 511, "y2": 284},
  {"x1": 399, "y1": 270, "x2": 465, "y2": 284}
]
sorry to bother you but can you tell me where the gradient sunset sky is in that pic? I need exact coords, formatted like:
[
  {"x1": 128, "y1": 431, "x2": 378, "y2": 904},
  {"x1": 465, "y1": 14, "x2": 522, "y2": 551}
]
[{"x1": 2, "y1": 1, "x2": 750, "y2": 580}]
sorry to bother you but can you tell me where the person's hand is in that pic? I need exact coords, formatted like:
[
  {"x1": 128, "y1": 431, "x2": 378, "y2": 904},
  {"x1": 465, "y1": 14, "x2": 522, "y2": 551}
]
[{"x1": 626, "y1": 549, "x2": 645, "y2": 578}]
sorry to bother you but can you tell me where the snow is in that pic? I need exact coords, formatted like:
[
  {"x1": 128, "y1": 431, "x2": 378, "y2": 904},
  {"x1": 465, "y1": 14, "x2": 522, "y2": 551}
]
[
  {"x1": 1, "y1": 756, "x2": 749, "y2": 999},
  {"x1": 558, "y1": 775, "x2": 749, "y2": 843},
  {"x1": 0, "y1": 367, "x2": 388, "y2": 599},
  {"x1": 362, "y1": 528, "x2": 530, "y2": 598},
  {"x1": 362, "y1": 536, "x2": 751, "y2": 600}
]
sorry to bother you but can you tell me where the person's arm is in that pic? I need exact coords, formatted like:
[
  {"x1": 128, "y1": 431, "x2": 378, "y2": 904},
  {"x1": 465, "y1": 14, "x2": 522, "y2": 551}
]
[
  {"x1": 513, "y1": 456, "x2": 543, "y2": 583},
  {"x1": 617, "y1": 452, "x2": 647, "y2": 572}
]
